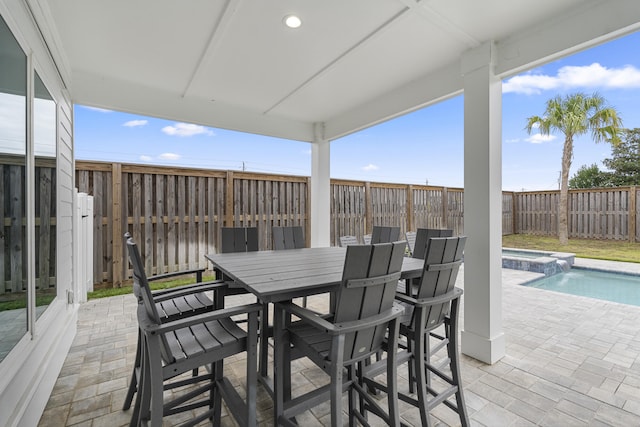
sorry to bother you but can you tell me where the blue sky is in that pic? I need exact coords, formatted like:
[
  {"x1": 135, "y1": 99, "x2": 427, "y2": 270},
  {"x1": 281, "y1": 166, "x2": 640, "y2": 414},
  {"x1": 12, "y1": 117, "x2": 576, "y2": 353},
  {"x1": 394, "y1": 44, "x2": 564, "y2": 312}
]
[{"x1": 75, "y1": 31, "x2": 640, "y2": 192}]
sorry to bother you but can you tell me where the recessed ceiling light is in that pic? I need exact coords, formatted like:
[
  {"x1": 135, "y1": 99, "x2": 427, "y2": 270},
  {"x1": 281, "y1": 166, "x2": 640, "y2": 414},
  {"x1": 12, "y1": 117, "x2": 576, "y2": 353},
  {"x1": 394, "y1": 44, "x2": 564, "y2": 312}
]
[{"x1": 283, "y1": 15, "x2": 302, "y2": 29}]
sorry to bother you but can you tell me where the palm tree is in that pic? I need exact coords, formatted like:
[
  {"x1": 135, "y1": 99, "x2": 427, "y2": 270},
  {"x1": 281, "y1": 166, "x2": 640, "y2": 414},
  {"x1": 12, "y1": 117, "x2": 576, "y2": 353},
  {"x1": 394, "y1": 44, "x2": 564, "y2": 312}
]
[{"x1": 526, "y1": 92, "x2": 623, "y2": 244}]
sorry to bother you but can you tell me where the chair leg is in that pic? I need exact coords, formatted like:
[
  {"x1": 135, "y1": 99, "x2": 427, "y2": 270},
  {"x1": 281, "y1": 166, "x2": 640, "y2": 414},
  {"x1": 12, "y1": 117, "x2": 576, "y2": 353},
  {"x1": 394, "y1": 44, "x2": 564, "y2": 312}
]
[
  {"x1": 414, "y1": 324, "x2": 432, "y2": 427},
  {"x1": 386, "y1": 319, "x2": 401, "y2": 426},
  {"x1": 329, "y1": 335, "x2": 346, "y2": 427},
  {"x1": 136, "y1": 336, "x2": 152, "y2": 426},
  {"x1": 212, "y1": 360, "x2": 224, "y2": 424},
  {"x1": 246, "y1": 311, "x2": 258, "y2": 427},
  {"x1": 273, "y1": 305, "x2": 288, "y2": 426},
  {"x1": 123, "y1": 329, "x2": 142, "y2": 411},
  {"x1": 147, "y1": 342, "x2": 164, "y2": 427}
]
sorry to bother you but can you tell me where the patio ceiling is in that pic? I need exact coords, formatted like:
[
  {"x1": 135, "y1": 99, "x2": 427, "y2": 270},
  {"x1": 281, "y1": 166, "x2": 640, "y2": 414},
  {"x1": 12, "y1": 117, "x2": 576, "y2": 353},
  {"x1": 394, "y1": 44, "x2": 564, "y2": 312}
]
[{"x1": 35, "y1": 0, "x2": 640, "y2": 142}]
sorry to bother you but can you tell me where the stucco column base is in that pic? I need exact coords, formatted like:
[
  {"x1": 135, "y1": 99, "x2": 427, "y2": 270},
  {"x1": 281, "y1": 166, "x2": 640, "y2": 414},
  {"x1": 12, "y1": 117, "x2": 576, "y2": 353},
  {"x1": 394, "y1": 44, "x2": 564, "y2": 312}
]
[{"x1": 461, "y1": 330, "x2": 505, "y2": 364}]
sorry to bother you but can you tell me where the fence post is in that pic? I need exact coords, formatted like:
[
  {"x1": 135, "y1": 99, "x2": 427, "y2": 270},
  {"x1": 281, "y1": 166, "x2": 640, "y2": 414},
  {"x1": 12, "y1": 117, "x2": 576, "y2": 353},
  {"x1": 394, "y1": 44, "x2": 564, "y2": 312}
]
[
  {"x1": 407, "y1": 185, "x2": 414, "y2": 232},
  {"x1": 225, "y1": 171, "x2": 234, "y2": 226},
  {"x1": 365, "y1": 181, "x2": 372, "y2": 234},
  {"x1": 630, "y1": 186, "x2": 637, "y2": 243},
  {"x1": 442, "y1": 187, "x2": 448, "y2": 229},
  {"x1": 111, "y1": 162, "x2": 123, "y2": 287},
  {"x1": 512, "y1": 192, "x2": 517, "y2": 234}
]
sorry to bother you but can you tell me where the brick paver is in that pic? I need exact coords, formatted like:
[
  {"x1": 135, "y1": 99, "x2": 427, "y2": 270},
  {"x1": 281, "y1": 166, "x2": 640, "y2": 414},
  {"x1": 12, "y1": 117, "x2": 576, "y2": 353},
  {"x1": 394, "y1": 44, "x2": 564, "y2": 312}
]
[{"x1": 39, "y1": 260, "x2": 640, "y2": 426}]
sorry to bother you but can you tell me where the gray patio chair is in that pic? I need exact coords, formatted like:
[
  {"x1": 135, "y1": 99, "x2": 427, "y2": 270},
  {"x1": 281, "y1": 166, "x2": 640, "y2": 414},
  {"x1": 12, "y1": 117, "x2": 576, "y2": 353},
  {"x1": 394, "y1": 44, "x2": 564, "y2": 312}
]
[
  {"x1": 339, "y1": 235, "x2": 359, "y2": 247},
  {"x1": 273, "y1": 225, "x2": 308, "y2": 307},
  {"x1": 218, "y1": 226, "x2": 259, "y2": 291},
  {"x1": 412, "y1": 228, "x2": 453, "y2": 260},
  {"x1": 221, "y1": 226, "x2": 259, "y2": 253},
  {"x1": 392, "y1": 236, "x2": 469, "y2": 426},
  {"x1": 273, "y1": 241, "x2": 406, "y2": 426},
  {"x1": 272, "y1": 225, "x2": 305, "y2": 250},
  {"x1": 122, "y1": 232, "x2": 219, "y2": 416},
  {"x1": 126, "y1": 235, "x2": 261, "y2": 427},
  {"x1": 371, "y1": 225, "x2": 401, "y2": 243}
]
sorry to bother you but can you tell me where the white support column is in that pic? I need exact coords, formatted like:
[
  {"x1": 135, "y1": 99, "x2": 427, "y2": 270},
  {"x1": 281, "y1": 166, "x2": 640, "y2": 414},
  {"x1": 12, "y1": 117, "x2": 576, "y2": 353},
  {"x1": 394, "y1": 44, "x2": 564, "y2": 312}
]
[
  {"x1": 461, "y1": 42, "x2": 505, "y2": 364},
  {"x1": 310, "y1": 122, "x2": 331, "y2": 247}
]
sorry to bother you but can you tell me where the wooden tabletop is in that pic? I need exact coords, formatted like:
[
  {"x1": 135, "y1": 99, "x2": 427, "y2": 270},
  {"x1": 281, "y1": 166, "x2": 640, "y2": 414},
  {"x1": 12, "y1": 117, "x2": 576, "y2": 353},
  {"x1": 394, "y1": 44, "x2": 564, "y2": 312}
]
[{"x1": 205, "y1": 247, "x2": 424, "y2": 303}]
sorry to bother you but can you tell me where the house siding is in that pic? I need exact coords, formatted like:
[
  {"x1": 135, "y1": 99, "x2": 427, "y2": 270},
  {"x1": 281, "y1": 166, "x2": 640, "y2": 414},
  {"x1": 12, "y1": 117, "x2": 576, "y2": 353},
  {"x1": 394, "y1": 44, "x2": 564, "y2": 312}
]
[{"x1": 0, "y1": 1, "x2": 77, "y2": 426}]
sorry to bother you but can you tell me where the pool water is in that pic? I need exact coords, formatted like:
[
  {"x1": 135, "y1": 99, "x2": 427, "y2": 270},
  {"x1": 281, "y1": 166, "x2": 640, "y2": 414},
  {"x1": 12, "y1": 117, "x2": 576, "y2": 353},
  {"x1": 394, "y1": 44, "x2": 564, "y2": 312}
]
[
  {"x1": 502, "y1": 249, "x2": 548, "y2": 259},
  {"x1": 526, "y1": 268, "x2": 640, "y2": 307}
]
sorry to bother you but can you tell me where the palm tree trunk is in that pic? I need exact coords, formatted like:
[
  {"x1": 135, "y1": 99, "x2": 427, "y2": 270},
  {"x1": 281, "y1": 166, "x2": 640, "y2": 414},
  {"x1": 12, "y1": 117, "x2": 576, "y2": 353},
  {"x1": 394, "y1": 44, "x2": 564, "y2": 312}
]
[{"x1": 559, "y1": 136, "x2": 573, "y2": 245}]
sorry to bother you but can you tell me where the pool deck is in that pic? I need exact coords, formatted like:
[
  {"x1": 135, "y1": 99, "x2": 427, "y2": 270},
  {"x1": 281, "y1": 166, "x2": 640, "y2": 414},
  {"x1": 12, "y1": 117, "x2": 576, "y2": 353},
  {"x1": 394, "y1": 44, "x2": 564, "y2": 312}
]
[{"x1": 39, "y1": 259, "x2": 640, "y2": 426}]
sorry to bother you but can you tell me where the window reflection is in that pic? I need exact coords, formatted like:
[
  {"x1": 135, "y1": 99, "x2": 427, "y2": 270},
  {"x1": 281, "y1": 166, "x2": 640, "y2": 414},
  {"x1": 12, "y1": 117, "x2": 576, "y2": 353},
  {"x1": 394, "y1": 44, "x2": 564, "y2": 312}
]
[
  {"x1": 0, "y1": 14, "x2": 27, "y2": 362},
  {"x1": 34, "y1": 72, "x2": 56, "y2": 320}
]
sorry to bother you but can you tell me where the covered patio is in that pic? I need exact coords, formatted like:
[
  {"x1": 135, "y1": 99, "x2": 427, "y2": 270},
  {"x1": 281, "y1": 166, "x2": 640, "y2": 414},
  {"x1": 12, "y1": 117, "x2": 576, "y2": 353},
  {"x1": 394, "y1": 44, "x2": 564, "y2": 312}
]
[
  {"x1": 1, "y1": 0, "x2": 640, "y2": 425},
  {"x1": 40, "y1": 259, "x2": 640, "y2": 426}
]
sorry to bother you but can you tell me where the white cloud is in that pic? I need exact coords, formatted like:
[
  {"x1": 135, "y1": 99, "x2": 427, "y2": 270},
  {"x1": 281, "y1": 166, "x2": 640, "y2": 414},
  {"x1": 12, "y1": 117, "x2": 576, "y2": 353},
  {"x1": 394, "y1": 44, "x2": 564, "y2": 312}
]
[
  {"x1": 161, "y1": 122, "x2": 214, "y2": 137},
  {"x1": 362, "y1": 164, "x2": 379, "y2": 171},
  {"x1": 139, "y1": 155, "x2": 153, "y2": 162},
  {"x1": 525, "y1": 133, "x2": 557, "y2": 144},
  {"x1": 159, "y1": 152, "x2": 181, "y2": 160},
  {"x1": 505, "y1": 138, "x2": 520, "y2": 143},
  {"x1": 123, "y1": 119, "x2": 148, "y2": 127},
  {"x1": 503, "y1": 63, "x2": 640, "y2": 95}
]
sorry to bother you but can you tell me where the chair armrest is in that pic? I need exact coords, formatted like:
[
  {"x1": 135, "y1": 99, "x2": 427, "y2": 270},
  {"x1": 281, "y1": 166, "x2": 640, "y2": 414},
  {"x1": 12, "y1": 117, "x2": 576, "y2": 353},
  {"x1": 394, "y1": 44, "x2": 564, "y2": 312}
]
[
  {"x1": 148, "y1": 268, "x2": 205, "y2": 283},
  {"x1": 330, "y1": 305, "x2": 403, "y2": 335},
  {"x1": 277, "y1": 301, "x2": 403, "y2": 335},
  {"x1": 142, "y1": 303, "x2": 263, "y2": 334},
  {"x1": 275, "y1": 301, "x2": 336, "y2": 332},
  {"x1": 151, "y1": 280, "x2": 227, "y2": 302},
  {"x1": 394, "y1": 292, "x2": 418, "y2": 306},
  {"x1": 410, "y1": 287, "x2": 463, "y2": 308}
]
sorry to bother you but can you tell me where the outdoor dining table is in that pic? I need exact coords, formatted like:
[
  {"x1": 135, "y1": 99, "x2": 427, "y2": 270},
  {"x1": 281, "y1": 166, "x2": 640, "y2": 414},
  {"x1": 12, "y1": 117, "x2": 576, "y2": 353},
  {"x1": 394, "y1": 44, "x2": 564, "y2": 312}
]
[{"x1": 204, "y1": 246, "x2": 425, "y2": 398}]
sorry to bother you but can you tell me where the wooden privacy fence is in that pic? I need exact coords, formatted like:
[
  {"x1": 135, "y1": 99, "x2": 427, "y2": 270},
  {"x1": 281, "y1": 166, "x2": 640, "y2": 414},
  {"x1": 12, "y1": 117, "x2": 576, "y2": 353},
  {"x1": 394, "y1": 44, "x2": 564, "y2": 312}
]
[
  {"x1": 1, "y1": 159, "x2": 56, "y2": 295},
  {"x1": 75, "y1": 162, "x2": 639, "y2": 287},
  {"x1": 513, "y1": 187, "x2": 639, "y2": 241},
  {"x1": 76, "y1": 162, "x2": 309, "y2": 287}
]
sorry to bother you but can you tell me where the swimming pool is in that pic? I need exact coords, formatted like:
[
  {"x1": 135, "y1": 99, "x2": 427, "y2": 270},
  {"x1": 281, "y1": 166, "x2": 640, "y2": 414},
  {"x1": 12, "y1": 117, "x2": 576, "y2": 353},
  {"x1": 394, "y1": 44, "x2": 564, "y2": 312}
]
[{"x1": 525, "y1": 268, "x2": 640, "y2": 307}]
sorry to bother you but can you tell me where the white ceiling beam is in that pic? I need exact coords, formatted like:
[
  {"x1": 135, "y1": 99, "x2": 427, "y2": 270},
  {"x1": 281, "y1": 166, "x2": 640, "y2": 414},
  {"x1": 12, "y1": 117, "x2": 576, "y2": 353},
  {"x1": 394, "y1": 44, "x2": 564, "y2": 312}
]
[
  {"x1": 495, "y1": 0, "x2": 640, "y2": 78},
  {"x1": 324, "y1": 61, "x2": 463, "y2": 141},
  {"x1": 72, "y1": 71, "x2": 314, "y2": 142},
  {"x1": 181, "y1": 0, "x2": 242, "y2": 98}
]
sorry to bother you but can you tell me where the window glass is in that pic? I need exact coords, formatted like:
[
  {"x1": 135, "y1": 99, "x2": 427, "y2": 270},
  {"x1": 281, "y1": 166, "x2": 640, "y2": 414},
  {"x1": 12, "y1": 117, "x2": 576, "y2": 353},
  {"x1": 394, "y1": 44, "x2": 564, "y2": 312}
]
[
  {"x1": 0, "y1": 14, "x2": 27, "y2": 362},
  {"x1": 34, "y1": 72, "x2": 56, "y2": 319}
]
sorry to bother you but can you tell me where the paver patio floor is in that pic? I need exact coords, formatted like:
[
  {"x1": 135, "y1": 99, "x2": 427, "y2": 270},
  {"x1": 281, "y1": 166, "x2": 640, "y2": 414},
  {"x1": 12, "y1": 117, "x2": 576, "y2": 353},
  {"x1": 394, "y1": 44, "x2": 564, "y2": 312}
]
[{"x1": 39, "y1": 259, "x2": 640, "y2": 426}]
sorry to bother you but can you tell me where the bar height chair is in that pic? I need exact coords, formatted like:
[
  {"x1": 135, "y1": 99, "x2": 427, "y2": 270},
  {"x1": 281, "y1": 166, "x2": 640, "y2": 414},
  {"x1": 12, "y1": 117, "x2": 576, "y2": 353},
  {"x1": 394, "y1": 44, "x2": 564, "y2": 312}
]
[
  {"x1": 122, "y1": 232, "x2": 220, "y2": 420},
  {"x1": 273, "y1": 241, "x2": 406, "y2": 426},
  {"x1": 393, "y1": 235, "x2": 469, "y2": 426},
  {"x1": 126, "y1": 235, "x2": 261, "y2": 427}
]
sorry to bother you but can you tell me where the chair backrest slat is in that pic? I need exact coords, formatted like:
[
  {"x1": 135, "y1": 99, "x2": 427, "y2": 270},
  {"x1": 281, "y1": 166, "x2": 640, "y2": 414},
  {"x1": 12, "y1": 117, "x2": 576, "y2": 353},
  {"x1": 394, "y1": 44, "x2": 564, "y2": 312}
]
[
  {"x1": 221, "y1": 227, "x2": 258, "y2": 253},
  {"x1": 412, "y1": 228, "x2": 453, "y2": 260},
  {"x1": 273, "y1": 226, "x2": 305, "y2": 250},
  {"x1": 334, "y1": 241, "x2": 406, "y2": 361},
  {"x1": 370, "y1": 226, "x2": 400, "y2": 244},
  {"x1": 415, "y1": 236, "x2": 466, "y2": 330}
]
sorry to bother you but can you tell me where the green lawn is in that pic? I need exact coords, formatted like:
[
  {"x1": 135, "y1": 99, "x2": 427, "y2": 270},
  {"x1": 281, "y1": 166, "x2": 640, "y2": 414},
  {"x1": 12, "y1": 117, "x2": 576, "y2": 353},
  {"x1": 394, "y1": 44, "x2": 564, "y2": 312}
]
[
  {"x1": 87, "y1": 275, "x2": 217, "y2": 300},
  {"x1": 502, "y1": 234, "x2": 640, "y2": 263}
]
